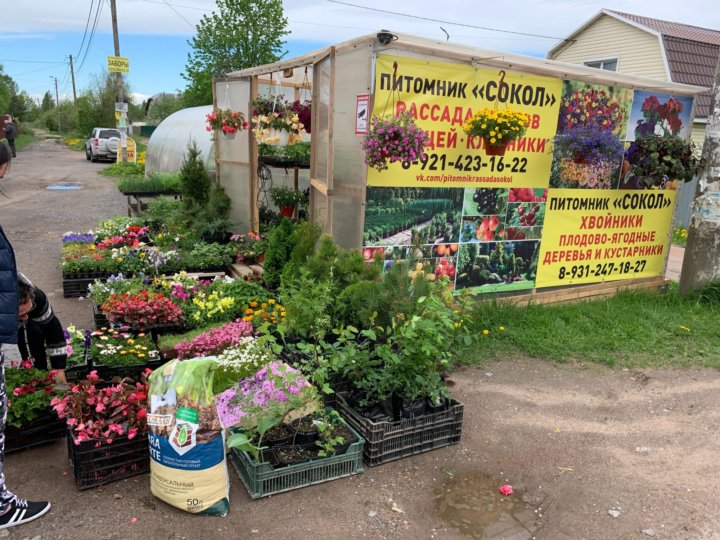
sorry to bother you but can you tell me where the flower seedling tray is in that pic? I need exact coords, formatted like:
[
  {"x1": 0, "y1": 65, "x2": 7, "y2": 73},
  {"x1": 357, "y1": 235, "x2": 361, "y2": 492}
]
[
  {"x1": 62, "y1": 276, "x2": 100, "y2": 298},
  {"x1": 65, "y1": 349, "x2": 91, "y2": 382},
  {"x1": 89, "y1": 358, "x2": 164, "y2": 380},
  {"x1": 67, "y1": 430, "x2": 149, "y2": 489},
  {"x1": 335, "y1": 393, "x2": 463, "y2": 467},
  {"x1": 228, "y1": 423, "x2": 365, "y2": 499},
  {"x1": 5, "y1": 411, "x2": 66, "y2": 453}
]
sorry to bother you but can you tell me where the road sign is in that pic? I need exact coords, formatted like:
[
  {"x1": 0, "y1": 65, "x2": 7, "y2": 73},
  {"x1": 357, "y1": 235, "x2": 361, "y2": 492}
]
[
  {"x1": 107, "y1": 56, "x2": 129, "y2": 73},
  {"x1": 117, "y1": 137, "x2": 137, "y2": 163},
  {"x1": 115, "y1": 102, "x2": 129, "y2": 113}
]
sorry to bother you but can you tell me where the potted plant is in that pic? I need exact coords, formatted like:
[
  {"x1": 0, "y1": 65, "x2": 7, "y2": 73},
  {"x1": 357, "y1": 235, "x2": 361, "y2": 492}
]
[
  {"x1": 101, "y1": 290, "x2": 185, "y2": 330},
  {"x1": 172, "y1": 319, "x2": 255, "y2": 359},
  {"x1": 205, "y1": 108, "x2": 248, "y2": 139},
  {"x1": 462, "y1": 108, "x2": 529, "y2": 156},
  {"x1": 230, "y1": 232, "x2": 267, "y2": 264},
  {"x1": 251, "y1": 96, "x2": 306, "y2": 145},
  {"x1": 621, "y1": 135, "x2": 702, "y2": 189},
  {"x1": 52, "y1": 371, "x2": 151, "y2": 488},
  {"x1": 553, "y1": 125, "x2": 625, "y2": 164},
  {"x1": 361, "y1": 112, "x2": 429, "y2": 171},
  {"x1": 288, "y1": 100, "x2": 312, "y2": 134},
  {"x1": 89, "y1": 327, "x2": 159, "y2": 369},
  {"x1": 270, "y1": 186, "x2": 304, "y2": 218}
]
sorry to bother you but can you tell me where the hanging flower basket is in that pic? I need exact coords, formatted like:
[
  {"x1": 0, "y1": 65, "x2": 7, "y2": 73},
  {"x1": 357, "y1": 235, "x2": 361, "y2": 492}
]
[
  {"x1": 205, "y1": 108, "x2": 249, "y2": 139},
  {"x1": 463, "y1": 108, "x2": 530, "y2": 156},
  {"x1": 361, "y1": 112, "x2": 429, "y2": 172}
]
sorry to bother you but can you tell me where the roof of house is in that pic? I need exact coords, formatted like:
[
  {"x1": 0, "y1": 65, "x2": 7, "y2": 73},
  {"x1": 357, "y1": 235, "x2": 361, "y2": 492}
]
[{"x1": 549, "y1": 10, "x2": 718, "y2": 118}]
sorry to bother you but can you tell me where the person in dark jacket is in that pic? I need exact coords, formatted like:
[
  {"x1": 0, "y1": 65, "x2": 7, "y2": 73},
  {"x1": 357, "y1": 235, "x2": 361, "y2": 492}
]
[
  {"x1": 16, "y1": 275, "x2": 67, "y2": 382},
  {"x1": 2, "y1": 121, "x2": 16, "y2": 159},
  {"x1": 0, "y1": 219, "x2": 52, "y2": 528}
]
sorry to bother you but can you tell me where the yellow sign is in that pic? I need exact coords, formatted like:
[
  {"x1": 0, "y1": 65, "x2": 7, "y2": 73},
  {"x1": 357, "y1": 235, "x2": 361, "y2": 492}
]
[
  {"x1": 107, "y1": 56, "x2": 129, "y2": 73},
  {"x1": 535, "y1": 189, "x2": 675, "y2": 287},
  {"x1": 117, "y1": 138, "x2": 137, "y2": 163},
  {"x1": 115, "y1": 111, "x2": 122, "y2": 120},
  {"x1": 366, "y1": 55, "x2": 562, "y2": 188}
]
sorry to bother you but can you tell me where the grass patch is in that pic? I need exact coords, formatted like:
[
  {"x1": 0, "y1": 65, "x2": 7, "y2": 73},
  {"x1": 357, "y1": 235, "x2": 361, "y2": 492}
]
[
  {"x1": 460, "y1": 282, "x2": 720, "y2": 369},
  {"x1": 14, "y1": 133, "x2": 38, "y2": 151},
  {"x1": 100, "y1": 161, "x2": 145, "y2": 179}
]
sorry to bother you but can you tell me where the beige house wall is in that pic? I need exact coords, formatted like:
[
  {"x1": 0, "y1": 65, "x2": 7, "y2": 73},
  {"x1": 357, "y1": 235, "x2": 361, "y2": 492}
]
[
  {"x1": 691, "y1": 122, "x2": 708, "y2": 153},
  {"x1": 550, "y1": 14, "x2": 669, "y2": 81}
]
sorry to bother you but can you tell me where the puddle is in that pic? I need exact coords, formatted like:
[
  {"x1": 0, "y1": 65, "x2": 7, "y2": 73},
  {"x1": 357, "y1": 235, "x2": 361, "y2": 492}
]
[
  {"x1": 435, "y1": 472, "x2": 539, "y2": 539},
  {"x1": 47, "y1": 182, "x2": 84, "y2": 190}
]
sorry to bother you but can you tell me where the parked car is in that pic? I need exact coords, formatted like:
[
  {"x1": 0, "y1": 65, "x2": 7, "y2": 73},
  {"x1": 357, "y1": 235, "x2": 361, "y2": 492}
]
[{"x1": 85, "y1": 128, "x2": 120, "y2": 162}]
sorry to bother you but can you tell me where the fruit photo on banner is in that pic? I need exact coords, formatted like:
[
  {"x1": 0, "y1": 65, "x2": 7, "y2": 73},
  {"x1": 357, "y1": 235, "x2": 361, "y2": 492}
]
[
  {"x1": 363, "y1": 187, "x2": 463, "y2": 247},
  {"x1": 617, "y1": 91, "x2": 699, "y2": 190},
  {"x1": 550, "y1": 82, "x2": 632, "y2": 190},
  {"x1": 455, "y1": 240, "x2": 540, "y2": 292},
  {"x1": 463, "y1": 188, "x2": 509, "y2": 217}
]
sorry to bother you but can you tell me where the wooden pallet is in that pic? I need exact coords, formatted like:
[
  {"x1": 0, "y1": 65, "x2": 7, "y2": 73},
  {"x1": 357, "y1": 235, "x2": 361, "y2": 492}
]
[
  {"x1": 494, "y1": 276, "x2": 669, "y2": 307},
  {"x1": 228, "y1": 262, "x2": 264, "y2": 280}
]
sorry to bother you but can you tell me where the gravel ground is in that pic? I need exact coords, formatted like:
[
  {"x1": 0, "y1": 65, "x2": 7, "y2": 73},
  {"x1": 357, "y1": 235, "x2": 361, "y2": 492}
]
[{"x1": 0, "y1": 136, "x2": 718, "y2": 540}]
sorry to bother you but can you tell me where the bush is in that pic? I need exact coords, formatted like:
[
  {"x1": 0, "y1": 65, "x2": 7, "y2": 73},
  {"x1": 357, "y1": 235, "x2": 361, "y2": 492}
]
[
  {"x1": 263, "y1": 218, "x2": 296, "y2": 290},
  {"x1": 100, "y1": 162, "x2": 145, "y2": 178}
]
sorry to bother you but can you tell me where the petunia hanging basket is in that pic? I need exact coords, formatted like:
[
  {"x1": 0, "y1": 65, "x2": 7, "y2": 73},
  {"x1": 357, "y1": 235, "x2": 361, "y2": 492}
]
[
  {"x1": 206, "y1": 108, "x2": 249, "y2": 139},
  {"x1": 361, "y1": 112, "x2": 429, "y2": 172}
]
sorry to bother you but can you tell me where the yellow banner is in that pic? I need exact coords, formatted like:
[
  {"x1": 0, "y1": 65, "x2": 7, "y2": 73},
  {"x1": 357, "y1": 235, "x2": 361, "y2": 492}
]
[
  {"x1": 107, "y1": 56, "x2": 129, "y2": 73},
  {"x1": 366, "y1": 55, "x2": 562, "y2": 188},
  {"x1": 536, "y1": 189, "x2": 675, "y2": 287},
  {"x1": 117, "y1": 138, "x2": 137, "y2": 163}
]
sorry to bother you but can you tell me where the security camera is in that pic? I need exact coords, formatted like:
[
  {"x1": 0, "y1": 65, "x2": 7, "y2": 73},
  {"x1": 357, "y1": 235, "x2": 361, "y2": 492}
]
[{"x1": 377, "y1": 31, "x2": 397, "y2": 46}]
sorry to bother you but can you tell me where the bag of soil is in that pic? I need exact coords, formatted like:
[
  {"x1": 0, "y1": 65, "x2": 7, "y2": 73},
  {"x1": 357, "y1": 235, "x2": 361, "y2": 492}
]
[{"x1": 147, "y1": 358, "x2": 229, "y2": 516}]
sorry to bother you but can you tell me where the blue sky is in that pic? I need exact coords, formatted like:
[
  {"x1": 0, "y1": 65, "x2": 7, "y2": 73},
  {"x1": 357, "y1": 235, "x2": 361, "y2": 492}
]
[{"x1": 3, "y1": 0, "x2": 720, "y2": 105}]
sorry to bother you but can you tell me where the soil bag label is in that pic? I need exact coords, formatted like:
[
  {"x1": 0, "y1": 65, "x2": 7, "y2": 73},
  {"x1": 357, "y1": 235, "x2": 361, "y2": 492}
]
[{"x1": 148, "y1": 359, "x2": 229, "y2": 516}]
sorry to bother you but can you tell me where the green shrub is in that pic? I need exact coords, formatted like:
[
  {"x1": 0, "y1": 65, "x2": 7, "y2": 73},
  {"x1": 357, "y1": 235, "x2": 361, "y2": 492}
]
[{"x1": 263, "y1": 218, "x2": 296, "y2": 290}]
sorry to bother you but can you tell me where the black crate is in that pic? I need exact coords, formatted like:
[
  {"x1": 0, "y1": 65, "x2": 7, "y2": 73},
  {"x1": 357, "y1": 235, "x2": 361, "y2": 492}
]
[
  {"x1": 5, "y1": 411, "x2": 66, "y2": 453},
  {"x1": 62, "y1": 277, "x2": 95, "y2": 298},
  {"x1": 90, "y1": 358, "x2": 164, "y2": 380},
  {"x1": 67, "y1": 429, "x2": 149, "y2": 489},
  {"x1": 92, "y1": 304, "x2": 110, "y2": 330},
  {"x1": 335, "y1": 393, "x2": 463, "y2": 467},
  {"x1": 65, "y1": 349, "x2": 91, "y2": 382}
]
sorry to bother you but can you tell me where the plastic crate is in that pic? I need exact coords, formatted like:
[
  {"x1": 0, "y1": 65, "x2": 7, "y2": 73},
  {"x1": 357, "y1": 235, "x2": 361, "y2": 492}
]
[
  {"x1": 5, "y1": 412, "x2": 66, "y2": 453},
  {"x1": 67, "y1": 429, "x2": 149, "y2": 489},
  {"x1": 62, "y1": 277, "x2": 95, "y2": 298},
  {"x1": 92, "y1": 304, "x2": 110, "y2": 330},
  {"x1": 90, "y1": 358, "x2": 164, "y2": 380},
  {"x1": 65, "y1": 349, "x2": 91, "y2": 382},
  {"x1": 335, "y1": 393, "x2": 463, "y2": 467},
  {"x1": 228, "y1": 423, "x2": 365, "y2": 499}
]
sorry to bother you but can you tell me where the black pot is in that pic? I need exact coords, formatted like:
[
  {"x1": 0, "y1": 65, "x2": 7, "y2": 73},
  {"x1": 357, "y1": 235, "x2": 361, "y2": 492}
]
[
  {"x1": 274, "y1": 445, "x2": 317, "y2": 467},
  {"x1": 289, "y1": 416, "x2": 319, "y2": 444},
  {"x1": 397, "y1": 396, "x2": 427, "y2": 419},
  {"x1": 360, "y1": 397, "x2": 394, "y2": 422},
  {"x1": 329, "y1": 425, "x2": 358, "y2": 456},
  {"x1": 263, "y1": 423, "x2": 294, "y2": 447},
  {"x1": 426, "y1": 396, "x2": 450, "y2": 414}
]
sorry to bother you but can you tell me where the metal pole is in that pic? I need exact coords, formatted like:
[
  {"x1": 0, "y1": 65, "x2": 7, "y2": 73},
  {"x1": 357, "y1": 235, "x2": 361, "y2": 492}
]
[
  {"x1": 50, "y1": 76, "x2": 60, "y2": 132},
  {"x1": 69, "y1": 55, "x2": 78, "y2": 107},
  {"x1": 109, "y1": 0, "x2": 128, "y2": 164}
]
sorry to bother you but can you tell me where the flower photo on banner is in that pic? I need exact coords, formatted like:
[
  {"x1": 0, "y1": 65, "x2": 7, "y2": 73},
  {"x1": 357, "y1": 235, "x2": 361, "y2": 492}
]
[
  {"x1": 625, "y1": 91, "x2": 693, "y2": 142},
  {"x1": 550, "y1": 81, "x2": 633, "y2": 190}
]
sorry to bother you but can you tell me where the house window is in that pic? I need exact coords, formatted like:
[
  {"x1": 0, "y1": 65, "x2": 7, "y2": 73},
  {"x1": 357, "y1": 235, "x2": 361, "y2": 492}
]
[{"x1": 584, "y1": 59, "x2": 618, "y2": 71}]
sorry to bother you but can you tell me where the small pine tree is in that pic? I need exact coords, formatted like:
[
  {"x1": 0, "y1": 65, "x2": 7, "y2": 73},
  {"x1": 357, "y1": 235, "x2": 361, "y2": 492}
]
[{"x1": 179, "y1": 140, "x2": 211, "y2": 212}]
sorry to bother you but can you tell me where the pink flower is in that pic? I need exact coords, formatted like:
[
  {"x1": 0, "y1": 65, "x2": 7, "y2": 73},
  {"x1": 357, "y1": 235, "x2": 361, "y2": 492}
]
[{"x1": 498, "y1": 485, "x2": 513, "y2": 496}]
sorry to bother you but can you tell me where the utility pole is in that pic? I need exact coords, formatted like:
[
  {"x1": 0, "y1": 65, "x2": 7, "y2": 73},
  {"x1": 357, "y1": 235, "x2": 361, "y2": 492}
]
[
  {"x1": 50, "y1": 76, "x2": 60, "y2": 133},
  {"x1": 109, "y1": 0, "x2": 127, "y2": 164},
  {"x1": 679, "y1": 54, "x2": 720, "y2": 292},
  {"x1": 68, "y1": 54, "x2": 77, "y2": 107}
]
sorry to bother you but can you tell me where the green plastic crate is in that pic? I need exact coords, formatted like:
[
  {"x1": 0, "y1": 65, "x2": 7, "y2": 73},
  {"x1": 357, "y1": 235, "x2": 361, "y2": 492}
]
[{"x1": 228, "y1": 423, "x2": 365, "y2": 499}]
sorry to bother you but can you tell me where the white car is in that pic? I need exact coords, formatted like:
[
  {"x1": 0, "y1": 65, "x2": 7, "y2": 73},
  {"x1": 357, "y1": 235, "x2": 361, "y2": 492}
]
[{"x1": 85, "y1": 128, "x2": 120, "y2": 162}]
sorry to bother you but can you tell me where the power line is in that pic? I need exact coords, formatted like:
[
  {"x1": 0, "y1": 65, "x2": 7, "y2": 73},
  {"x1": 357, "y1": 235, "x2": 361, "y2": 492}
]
[
  {"x1": 76, "y1": 0, "x2": 105, "y2": 75},
  {"x1": 76, "y1": 0, "x2": 96, "y2": 59},
  {"x1": 326, "y1": 0, "x2": 571, "y2": 41},
  {"x1": 160, "y1": 0, "x2": 197, "y2": 29},
  {"x1": 137, "y1": 0, "x2": 207, "y2": 11},
  {"x1": 0, "y1": 59, "x2": 66, "y2": 64}
]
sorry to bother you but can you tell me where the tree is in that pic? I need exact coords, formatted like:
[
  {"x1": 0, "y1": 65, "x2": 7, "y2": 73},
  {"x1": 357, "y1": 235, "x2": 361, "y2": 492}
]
[
  {"x1": 8, "y1": 91, "x2": 39, "y2": 122},
  {"x1": 679, "y1": 55, "x2": 720, "y2": 292},
  {"x1": 41, "y1": 91, "x2": 55, "y2": 112},
  {"x1": 75, "y1": 71, "x2": 130, "y2": 135},
  {"x1": 0, "y1": 67, "x2": 15, "y2": 115},
  {"x1": 146, "y1": 93, "x2": 184, "y2": 125},
  {"x1": 182, "y1": 0, "x2": 289, "y2": 107}
]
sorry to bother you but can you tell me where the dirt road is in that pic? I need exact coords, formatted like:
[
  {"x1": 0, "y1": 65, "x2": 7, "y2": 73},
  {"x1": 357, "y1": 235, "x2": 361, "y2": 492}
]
[{"x1": 1, "y1": 136, "x2": 719, "y2": 540}]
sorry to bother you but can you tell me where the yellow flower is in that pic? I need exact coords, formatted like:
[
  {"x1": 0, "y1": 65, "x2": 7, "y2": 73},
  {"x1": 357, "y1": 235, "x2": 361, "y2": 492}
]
[
  {"x1": 482, "y1": 329, "x2": 489, "y2": 335},
  {"x1": 250, "y1": 301, "x2": 258, "y2": 307},
  {"x1": 499, "y1": 326, "x2": 505, "y2": 331},
  {"x1": 268, "y1": 299, "x2": 276, "y2": 305}
]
